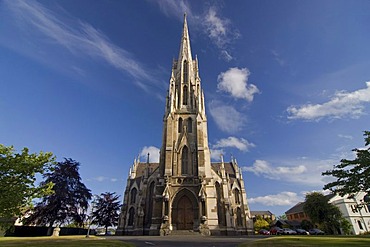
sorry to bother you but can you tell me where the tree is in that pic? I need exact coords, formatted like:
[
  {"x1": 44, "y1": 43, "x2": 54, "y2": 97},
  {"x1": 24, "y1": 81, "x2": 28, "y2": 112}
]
[
  {"x1": 339, "y1": 218, "x2": 352, "y2": 235},
  {"x1": 253, "y1": 215, "x2": 270, "y2": 232},
  {"x1": 300, "y1": 219, "x2": 313, "y2": 231},
  {"x1": 277, "y1": 214, "x2": 287, "y2": 220},
  {"x1": 303, "y1": 192, "x2": 343, "y2": 234},
  {"x1": 24, "y1": 158, "x2": 92, "y2": 228},
  {"x1": 323, "y1": 131, "x2": 370, "y2": 196},
  {"x1": 0, "y1": 144, "x2": 54, "y2": 228},
  {"x1": 92, "y1": 192, "x2": 121, "y2": 235}
]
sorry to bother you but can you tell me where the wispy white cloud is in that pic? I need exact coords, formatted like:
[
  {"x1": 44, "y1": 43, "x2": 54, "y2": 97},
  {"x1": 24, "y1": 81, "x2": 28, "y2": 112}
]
[
  {"x1": 249, "y1": 191, "x2": 302, "y2": 206},
  {"x1": 242, "y1": 158, "x2": 335, "y2": 187},
  {"x1": 271, "y1": 50, "x2": 285, "y2": 66},
  {"x1": 88, "y1": 176, "x2": 120, "y2": 183},
  {"x1": 202, "y1": 7, "x2": 239, "y2": 61},
  {"x1": 338, "y1": 134, "x2": 353, "y2": 140},
  {"x1": 220, "y1": 50, "x2": 233, "y2": 62},
  {"x1": 212, "y1": 137, "x2": 255, "y2": 152},
  {"x1": 287, "y1": 82, "x2": 370, "y2": 121},
  {"x1": 209, "y1": 101, "x2": 246, "y2": 133},
  {"x1": 140, "y1": 146, "x2": 160, "y2": 163},
  {"x1": 203, "y1": 7, "x2": 229, "y2": 48},
  {"x1": 152, "y1": 1, "x2": 238, "y2": 61},
  {"x1": 210, "y1": 149, "x2": 224, "y2": 161},
  {"x1": 4, "y1": 0, "x2": 155, "y2": 90},
  {"x1": 153, "y1": 0, "x2": 193, "y2": 20},
  {"x1": 217, "y1": 67, "x2": 260, "y2": 102}
]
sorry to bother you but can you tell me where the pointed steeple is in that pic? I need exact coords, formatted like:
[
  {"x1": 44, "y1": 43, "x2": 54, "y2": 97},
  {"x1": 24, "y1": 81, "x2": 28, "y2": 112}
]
[
  {"x1": 160, "y1": 14, "x2": 211, "y2": 178},
  {"x1": 178, "y1": 13, "x2": 193, "y2": 63}
]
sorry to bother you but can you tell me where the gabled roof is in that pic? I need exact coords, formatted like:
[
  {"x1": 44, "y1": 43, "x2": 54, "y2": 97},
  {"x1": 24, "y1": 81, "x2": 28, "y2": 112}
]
[
  {"x1": 285, "y1": 202, "x2": 305, "y2": 215},
  {"x1": 211, "y1": 162, "x2": 237, "y2": 178},
  {"x1": 285, "y1": 194, "x2": 336, "y2": 215},
  {"x1": 251, "y1": 210, "x2": 274, "y2": 216},
  {"x1": 133, "y1": 162, "x2": 159, "y2": 179}
]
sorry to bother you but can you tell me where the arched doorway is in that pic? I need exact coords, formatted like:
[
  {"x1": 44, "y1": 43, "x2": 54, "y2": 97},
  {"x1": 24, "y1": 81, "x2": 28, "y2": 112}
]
[
  {"x1": 177, "y1": 195, "x2": 193, "y2": 230},
  {"x1": 172, "y1": 189, "x2": 199, "y2": 231}
]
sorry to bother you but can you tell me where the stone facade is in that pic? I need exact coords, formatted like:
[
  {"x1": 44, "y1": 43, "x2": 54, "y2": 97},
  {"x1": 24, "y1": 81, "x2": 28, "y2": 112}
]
[{"x1": 116, "y1": 15, "x2": 253, "y2": 236}]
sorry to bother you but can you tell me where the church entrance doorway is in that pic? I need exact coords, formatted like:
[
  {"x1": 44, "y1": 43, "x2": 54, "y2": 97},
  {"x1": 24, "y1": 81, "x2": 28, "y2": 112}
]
[{"x1": 174, "y1": 195, "x2": 193, "y2": 230}]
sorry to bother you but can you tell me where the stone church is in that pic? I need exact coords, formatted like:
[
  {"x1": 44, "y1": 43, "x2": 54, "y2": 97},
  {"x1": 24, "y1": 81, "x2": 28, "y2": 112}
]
[{"x1": 116, "y1": 15, "x2": 253, "y2": 236}]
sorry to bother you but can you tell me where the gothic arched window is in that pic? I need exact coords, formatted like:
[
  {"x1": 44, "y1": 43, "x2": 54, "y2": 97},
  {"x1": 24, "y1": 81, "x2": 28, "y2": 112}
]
[
  {"x1": 236, "y1": 207, "x2": 243, "y2": 226},
  {"x1": 128, "y1": 207, "x2": 135, "y2": 226},
  {"x1": 181, "y1": 146, "x2": 189, "y2": 175},
  {"x1": 187, "y1": 117, "x2": 192, "y2": 133},
  {"x1": 130, "y1": 188, "x2": 137, "y2": 204},
  {"x1": 183, "y1": 85, "x2": 188, "y2": 105},
  {"x1": 234, "y1": 188, "x2": 240, "y2": 204},
  {"x1": 178, "y1": 118, "x2": 183, "y2": 133},
  {"x1": 183, "y1": 60, "x2": 188, "y2": 84},
  {"x1": 215, "y1": 182, "x2": 226, "y2": 226},
  {"x1": 145, "y1": 182, "x2": 155, "y2": 227}
]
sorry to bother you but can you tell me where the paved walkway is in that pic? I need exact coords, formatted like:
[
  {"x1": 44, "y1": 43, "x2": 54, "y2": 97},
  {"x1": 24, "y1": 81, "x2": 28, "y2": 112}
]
[{"x1": 108, "y1": 235, "x2": 267, "y2": 247}]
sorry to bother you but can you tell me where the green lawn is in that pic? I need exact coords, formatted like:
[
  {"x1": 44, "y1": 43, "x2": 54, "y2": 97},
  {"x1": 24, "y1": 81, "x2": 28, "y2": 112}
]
[
  {"x1": 0, "y1": 236, "x2": 133, "y2": 247},
  {"x1": 240, "y1": 236, "x2": 370, "y2": 247}
]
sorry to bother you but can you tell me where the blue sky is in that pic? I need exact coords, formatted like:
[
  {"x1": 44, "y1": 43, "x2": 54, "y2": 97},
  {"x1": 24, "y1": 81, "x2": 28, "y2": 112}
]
[{"x1": 1, "y1": 0, "x2": 370, "y2": 217}]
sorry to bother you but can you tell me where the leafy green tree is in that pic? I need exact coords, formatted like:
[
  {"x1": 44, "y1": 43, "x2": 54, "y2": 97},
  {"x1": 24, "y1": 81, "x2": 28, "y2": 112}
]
[
  {"x1": 0, "y1": 144, "x2": 54, "y2": 228},
  {"x1": 300, "y1": 219, "x2": 313, "y2": 231},
  {"x1": 92, "y1": 192, "x2": 121, "y2": 235},
  {"x1": 323, "y1": 131, "x2": 370, "y2": 196},
  {"x1": 253, "y1": 215, "x2": 270, "y2": 232},
  {"x1": 277, "y1": 214, "x2": 287, "y2": 220},
  {"x1": 303, "y1": 192, "x2": 343, "y2": 234},
  {"x1": 24, "y1": 158, "x2": 92, "y2": 228},
  {"x1": 339, "y1": 218, "x2": 352, "y2": 235}
]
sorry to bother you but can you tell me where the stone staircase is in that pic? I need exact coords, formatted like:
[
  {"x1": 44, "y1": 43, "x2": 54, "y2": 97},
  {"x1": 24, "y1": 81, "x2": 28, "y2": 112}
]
[{"x1": 170, "y1": 230, "x2": 200, "y2": 235}]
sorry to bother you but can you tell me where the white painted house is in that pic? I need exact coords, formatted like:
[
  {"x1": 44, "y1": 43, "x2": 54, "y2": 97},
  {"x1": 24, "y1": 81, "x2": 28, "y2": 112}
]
[{"x1": 329, "y1": 192, "x2": 370, "y2": 235}]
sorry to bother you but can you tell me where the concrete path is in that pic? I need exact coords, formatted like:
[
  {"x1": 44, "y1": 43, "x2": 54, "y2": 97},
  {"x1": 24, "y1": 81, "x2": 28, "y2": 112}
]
[{"x1": 107, "y1": 235, "x2": 267, "y2": 247}]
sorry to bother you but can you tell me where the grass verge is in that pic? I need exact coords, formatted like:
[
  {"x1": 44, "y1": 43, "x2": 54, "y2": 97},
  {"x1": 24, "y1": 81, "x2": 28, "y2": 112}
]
[
  {"x1": 0, "y1": 235, "x2": 133, "y2": 247},
  {"x1": 240, "y1": 235, "x2": 370, "y2": 247}
]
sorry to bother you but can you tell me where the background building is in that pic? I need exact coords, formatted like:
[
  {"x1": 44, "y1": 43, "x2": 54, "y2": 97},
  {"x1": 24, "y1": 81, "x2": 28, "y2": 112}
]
[
  {"x1": 330, "y1": 192, "x2": 370, "y2": 235},
  {"x1": 250, "y1": 211, "x2": 276, "y2": 222},
  {"x1": 285, "y1": 192, "x2": 370, "y2": 235}
]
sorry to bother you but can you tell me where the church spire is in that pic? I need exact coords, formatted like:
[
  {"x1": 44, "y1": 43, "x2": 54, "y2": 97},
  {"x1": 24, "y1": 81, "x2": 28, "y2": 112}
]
[{"x1": 178, "y1": 13, "x2": 193, "y2": 63}]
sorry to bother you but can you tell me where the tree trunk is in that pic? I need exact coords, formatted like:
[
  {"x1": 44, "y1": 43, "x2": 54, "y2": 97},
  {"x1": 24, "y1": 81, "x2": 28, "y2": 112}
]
[{"x1": 46, "y1": 220, "x2": 55, "y2": 236}]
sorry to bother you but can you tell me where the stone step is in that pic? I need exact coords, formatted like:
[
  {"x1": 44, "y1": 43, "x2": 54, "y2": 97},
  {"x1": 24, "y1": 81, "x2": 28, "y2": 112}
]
[{"x1": 170, "y1": 230, "x2": 200, "y2": 235}]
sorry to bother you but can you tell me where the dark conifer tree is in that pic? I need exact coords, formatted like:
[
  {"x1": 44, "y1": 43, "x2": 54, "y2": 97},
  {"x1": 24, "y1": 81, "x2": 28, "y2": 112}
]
[
  {"x1": 25, "y1": 158, "x2": 92, "y2": 228},
  {"x1": 92, "y1": 192, "x2": 121, "y2": 235}
]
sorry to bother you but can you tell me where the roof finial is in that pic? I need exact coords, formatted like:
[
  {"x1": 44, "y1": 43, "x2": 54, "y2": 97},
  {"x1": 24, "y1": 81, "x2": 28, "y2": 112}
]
[{"x1": 147, "y1": 152, "x2": 150, "y2": 163}]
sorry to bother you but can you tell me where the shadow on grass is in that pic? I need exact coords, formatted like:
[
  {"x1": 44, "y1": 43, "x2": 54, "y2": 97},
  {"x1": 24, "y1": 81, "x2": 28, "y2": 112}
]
[
  {"x1": 0, "y1": 236, "x2": 133, "y2": 247},
  {"x1": 239, "y1": 235, "x2": 370, "y2": 247}
]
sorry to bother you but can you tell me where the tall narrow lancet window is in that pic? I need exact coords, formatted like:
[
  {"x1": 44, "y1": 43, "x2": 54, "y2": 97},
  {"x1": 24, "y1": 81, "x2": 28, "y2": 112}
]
[
  {"x1": 215, "y1": 182, "x2": 226, "y2": 226},
  {"x1": 234, "y1": 188, "x2": 240, "y2": 204},
  {"x1": 236, "y1": 207, "x2": 243, "y2": 226},
  {"x1": 183, "y1": 60, "x2": 188, "y2": 83},
  {"x1": 145, "y1": 182, "x2": 155, "y2": 227},
  {"x1": 178, "y1": 118, "x2": 183, "y2": 133},
  {"x1": 183, "y1": 85, "x2": 188, "y2": 105},
  {"x1": 181, "y1": 146, "x2": 189, "y2": 175},
  {"x1": 187, "y1": 117, "x2": 192, "y2": 133},
  {"x1": 130, "y1": 188, "x2": 137, "y2": 204},
  {"x1": 128, "y1": 207, "x2": 135, "y2": 226}
]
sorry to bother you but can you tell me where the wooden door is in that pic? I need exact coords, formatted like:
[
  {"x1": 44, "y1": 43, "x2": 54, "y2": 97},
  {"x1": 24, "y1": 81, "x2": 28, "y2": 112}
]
[{"x1": 177, "y1": 196, "x2": 193, "y2": 230}]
